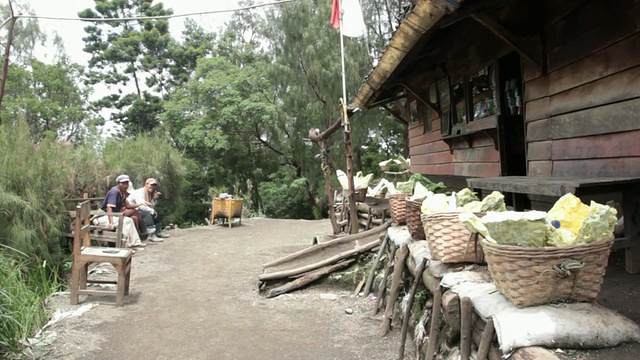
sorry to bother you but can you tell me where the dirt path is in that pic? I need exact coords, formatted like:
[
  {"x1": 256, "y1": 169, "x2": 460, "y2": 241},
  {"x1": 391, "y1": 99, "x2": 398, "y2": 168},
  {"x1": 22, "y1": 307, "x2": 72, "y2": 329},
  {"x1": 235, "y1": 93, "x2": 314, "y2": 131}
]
[
  {"x1": 46, "y1": 218, "x2": 406, "y2": 360},
  {"x1": 42, "y1": 218, "x2": 640, "y2": 360}
]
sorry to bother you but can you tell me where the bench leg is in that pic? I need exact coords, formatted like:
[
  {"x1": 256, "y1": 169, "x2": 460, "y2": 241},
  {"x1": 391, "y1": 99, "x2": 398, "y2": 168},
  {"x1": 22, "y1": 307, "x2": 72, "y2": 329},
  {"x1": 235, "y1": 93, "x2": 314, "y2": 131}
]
[{"x1": 623, "y1": 188, "x2": 640, "y2": 273}]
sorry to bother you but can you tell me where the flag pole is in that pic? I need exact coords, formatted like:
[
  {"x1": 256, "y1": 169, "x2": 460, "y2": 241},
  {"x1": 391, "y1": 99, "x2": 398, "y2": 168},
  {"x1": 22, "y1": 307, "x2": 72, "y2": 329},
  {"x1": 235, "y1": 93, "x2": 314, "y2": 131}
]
[
  {"x1": 338, "y1": 0, "x2": 359, "y2": 233},
  {"x1": 338, "y1": 0, "x2": 348, "y2": 108}
]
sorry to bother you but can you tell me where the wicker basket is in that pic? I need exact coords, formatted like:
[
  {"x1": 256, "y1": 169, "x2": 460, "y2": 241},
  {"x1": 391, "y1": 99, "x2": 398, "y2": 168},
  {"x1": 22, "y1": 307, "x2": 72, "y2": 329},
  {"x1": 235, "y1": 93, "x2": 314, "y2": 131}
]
[
  {"x1": 482, "y1": 237, "x2": 614, "y2": 308},
  {"x1": 211, "y1": 198, "x2": 243, "y2": 222},
  {"x1": 422, "y1": 212, "x2": 485, "y2": 263},
  {"x1": 389, "y1": 193, "x2": 408, "y2": 224},
  {"x1": 405, "y1": 200, "x2": 426, "y2": 240},
  {"x1": 354, "y1": 188, "x2": 367, "y2": 202}
]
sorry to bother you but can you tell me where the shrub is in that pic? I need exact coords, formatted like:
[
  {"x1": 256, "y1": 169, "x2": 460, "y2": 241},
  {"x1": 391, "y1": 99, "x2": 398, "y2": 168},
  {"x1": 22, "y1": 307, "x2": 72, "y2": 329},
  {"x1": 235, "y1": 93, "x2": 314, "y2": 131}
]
[{"x1": 0, "y1": 248, "x2": 62, "y2": 357}]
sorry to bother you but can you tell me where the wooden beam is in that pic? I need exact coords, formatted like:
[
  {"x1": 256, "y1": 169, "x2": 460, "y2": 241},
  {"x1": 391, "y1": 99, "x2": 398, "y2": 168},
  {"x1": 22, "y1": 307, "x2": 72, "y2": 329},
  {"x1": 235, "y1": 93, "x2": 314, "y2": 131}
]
[
  {"x1": 401, "y1": 82, "x2": 440, "y2": 116},
  {"x1": 382, "y1": 103, "x2": 409, "y2": 126},
  {"x1": 471, "y1": 13, "x2": 544, "y2": 71}
]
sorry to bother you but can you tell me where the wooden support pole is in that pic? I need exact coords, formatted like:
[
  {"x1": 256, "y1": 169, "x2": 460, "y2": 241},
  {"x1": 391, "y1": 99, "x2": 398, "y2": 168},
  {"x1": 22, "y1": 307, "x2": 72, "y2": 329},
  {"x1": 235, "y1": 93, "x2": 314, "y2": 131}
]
[
  {"x1": 424, "y1": 286, "x2": 442, "y2": 360},
  {"x1": 363, "y1": 233, "x2": 389, "y2": 296},
  {"x1": 381, "y1": 244, "x2": 409, "y2": 336},
  {"x1": 399, "y1": 257, "x2": 428, "y2": 360},
  {"x1": 460, "y1": 297, "x2": 473, "y2": 360},
  {"x1": 373, "y1": 244, "x2": 397, "y2": 315},
  {"x1": 476, "y1": 317, "x2": 495, "y2": 360}
]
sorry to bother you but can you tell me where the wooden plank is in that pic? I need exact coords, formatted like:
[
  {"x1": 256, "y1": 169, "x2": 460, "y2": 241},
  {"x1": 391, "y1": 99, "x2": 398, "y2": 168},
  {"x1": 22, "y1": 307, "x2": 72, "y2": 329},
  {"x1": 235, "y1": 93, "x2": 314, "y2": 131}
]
[
  {"x1": 451, "y1": 133, "x2": 495, "y2": 149},
  {"x1": 409, "y1": 128, "x2": 448, "y2": 144},
  {"x1": 522, "y1": 58, "x2": 543, "y2": 82},
  {"x1": 547, "y1": 3, "x2": 640, "y2": 71},
  {"x1": 527, "y1": 141, "x2": 552, "y2": 161},
  {"x1": 412, "y1": 151, "x2": 453, "y2": 165},
  {"x1": 453, "y1": 145, "x2": 500, "y2": 163},
  {"x1": 412, "y1": 163, "x2": 455, "y2": 175},
  {"x1": 546, "y1": 0, "x2": 617, "y2": 50},
  {"x1": 410, "y1": 140, "x2": 451, "y2": 156},
  {"x1": 526, "y1": 119, "x2": 551, "y2": 142},
  {"x1": 454, "y1": 162, "x2": 501, "y2": 178},
  {"x1": 550, "y1": 98, "x2": 640, "y2": 140},
  {"x1": 524, "y1": 75, "x2": 549, "y2": 102},
  {"x1": 525, "y1": 96, "x2": 550, "y2": 122},
  {"x1": 551, "y1": 130, "x2": 640, "y2": 160},
  {"x1": 552, "y1": 158, "x2": 640, "y2": 178},
  {"x1": 549, "y1": 33, "x2": 640, "y2": 95},
  {"x1": 550, "y1": 65, "x2": 640, "y2": 116},
  {"x1": 528, "y1": 161, "x2": 552, "y2": 177}
]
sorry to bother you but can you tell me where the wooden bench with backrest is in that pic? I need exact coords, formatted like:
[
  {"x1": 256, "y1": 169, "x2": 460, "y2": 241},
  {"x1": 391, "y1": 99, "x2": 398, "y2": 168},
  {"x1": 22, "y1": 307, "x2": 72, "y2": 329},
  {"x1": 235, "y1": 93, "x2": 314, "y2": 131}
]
[
  {"x1": 69, "y1": 200, "x2": 133, "y2": 307},
  {"x1": 64, "y1": 196, "x2": 125, "y2": 248}
]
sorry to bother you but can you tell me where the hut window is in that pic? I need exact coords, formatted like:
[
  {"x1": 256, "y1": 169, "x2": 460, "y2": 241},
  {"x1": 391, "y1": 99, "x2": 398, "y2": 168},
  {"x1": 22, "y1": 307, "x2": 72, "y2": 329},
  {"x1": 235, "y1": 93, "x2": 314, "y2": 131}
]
[
  {"x1": 470, "y1": 65, "x2": 497, "y2": 121},
  {"x1": 452, "y1": 81, "x2": 466, "y2": 125},
  {"x1": 437, "y1": 77, "x2": 451, "y2": 135}
]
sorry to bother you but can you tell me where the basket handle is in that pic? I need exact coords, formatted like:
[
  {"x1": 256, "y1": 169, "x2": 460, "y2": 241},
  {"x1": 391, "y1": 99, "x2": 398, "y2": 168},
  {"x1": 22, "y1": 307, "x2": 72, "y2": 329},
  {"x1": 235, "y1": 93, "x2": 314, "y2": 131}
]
[
  {"x1": 463, "y1": 232, "x2": 484, "y2": 263},
  {"x1": 537, "y1": 259, "x2": 585, "y2": 303}
]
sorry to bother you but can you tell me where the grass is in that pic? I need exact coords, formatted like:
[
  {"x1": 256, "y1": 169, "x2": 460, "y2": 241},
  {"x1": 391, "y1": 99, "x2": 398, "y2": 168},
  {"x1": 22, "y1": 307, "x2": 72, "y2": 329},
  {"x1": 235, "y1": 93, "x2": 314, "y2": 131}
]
[{"x1": 0, "y1": 246, "x2": 63, "y2": 358}]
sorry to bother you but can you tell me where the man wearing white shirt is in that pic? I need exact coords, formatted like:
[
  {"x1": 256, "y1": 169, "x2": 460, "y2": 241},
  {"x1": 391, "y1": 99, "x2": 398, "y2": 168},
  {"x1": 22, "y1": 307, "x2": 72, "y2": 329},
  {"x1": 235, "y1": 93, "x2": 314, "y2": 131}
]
[{"x1": 128, "y1": 178, "x2": 170, "y2": 242}]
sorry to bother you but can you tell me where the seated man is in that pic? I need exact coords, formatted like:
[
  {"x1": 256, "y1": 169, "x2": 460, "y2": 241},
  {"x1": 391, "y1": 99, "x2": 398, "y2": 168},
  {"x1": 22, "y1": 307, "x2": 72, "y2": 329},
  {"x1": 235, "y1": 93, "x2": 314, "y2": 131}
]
[
  {"x1": 95, "y1": 174, "x2": 146, "y2": 249},
  {"x1": 128, "y1": 178, "x2": 170, "y2": 242}
]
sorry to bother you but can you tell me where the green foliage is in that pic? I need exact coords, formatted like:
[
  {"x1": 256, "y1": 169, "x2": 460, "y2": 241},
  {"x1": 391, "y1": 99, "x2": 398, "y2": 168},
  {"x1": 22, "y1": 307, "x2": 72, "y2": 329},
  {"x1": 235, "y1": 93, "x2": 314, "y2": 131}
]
[
  {"x1": 1, "y1": 60, "x2": 99, "y2": 143},
  {"x1": 79, "y1": 0, "x2": 175, "y2": 134},
  {"x1": 0, "y1": 121, "x2": 71, "y2": 265},
  {"x1": 0, "y1": 248, "x2": 62, "y2": 357},
  {"x1": 259, "y1": 166, "x2": 315, "y2": 219}
]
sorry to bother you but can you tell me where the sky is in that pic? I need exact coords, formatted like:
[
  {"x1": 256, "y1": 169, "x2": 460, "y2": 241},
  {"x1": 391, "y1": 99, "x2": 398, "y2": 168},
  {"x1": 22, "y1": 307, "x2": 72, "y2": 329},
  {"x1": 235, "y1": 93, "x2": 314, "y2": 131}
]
[{"x1": 26, "y1": 0, "x2": 240, "y2": 66}]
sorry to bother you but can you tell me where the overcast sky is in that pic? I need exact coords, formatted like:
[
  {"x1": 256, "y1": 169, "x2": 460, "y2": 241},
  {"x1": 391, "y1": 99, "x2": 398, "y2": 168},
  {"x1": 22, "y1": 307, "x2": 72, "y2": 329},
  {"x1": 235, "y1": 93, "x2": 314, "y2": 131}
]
[{"x1": 27, "y1": 0, "x2": 239, "y2": 66}]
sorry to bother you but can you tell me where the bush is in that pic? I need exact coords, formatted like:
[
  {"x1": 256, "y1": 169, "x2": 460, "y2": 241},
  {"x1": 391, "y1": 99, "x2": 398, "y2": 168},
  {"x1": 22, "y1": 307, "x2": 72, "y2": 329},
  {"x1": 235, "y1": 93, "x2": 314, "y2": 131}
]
[
  {"x1": 259, "y1": 178, "x2": 316, "y2": 219},
  {"x1": 0, "y1": 248, "x2": 62, "y2": 357}
]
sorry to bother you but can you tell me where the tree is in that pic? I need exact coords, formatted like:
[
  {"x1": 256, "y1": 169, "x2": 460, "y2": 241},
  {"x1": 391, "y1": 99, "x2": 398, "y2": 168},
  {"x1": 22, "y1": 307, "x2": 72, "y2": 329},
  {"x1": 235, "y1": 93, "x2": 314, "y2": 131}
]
[
  {"x1": 79, "y1": 0, "x2": 174, "y2": 135},
  {"x1": 1, "y1": 59, "x2": 98, "y2": 143}
]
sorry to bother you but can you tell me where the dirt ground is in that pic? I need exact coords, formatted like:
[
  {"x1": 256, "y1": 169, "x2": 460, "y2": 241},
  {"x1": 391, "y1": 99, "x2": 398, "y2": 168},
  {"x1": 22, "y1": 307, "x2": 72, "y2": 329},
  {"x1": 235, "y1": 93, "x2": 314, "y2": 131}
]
[{"x1": 35, "y1": 218, "x2": 640, "y2": 360}]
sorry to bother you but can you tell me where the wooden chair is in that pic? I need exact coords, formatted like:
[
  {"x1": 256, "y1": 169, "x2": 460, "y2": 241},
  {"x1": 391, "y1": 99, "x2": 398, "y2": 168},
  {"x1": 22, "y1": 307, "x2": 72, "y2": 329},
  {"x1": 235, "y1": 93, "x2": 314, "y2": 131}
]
[{"x1": 69, "y1": 200, "x2": 133, "y2": 307}]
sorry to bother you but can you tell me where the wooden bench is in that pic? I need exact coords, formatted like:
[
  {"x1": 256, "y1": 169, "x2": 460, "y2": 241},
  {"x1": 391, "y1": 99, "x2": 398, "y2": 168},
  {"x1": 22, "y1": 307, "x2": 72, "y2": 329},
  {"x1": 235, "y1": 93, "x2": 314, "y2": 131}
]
[
  {"x1": 64, "y1": 197, "x2": 125, "y2": 248},
  {"x1": 467, "y1": 176, "x2": 640, "y2": 273}
]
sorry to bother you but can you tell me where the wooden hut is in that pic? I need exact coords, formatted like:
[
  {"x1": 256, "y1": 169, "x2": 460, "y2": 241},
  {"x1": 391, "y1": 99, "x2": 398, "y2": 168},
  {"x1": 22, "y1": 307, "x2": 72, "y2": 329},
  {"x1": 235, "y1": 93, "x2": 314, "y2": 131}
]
[{"x1": 354, "y1": 0, "x2": 640, "y2": 272}]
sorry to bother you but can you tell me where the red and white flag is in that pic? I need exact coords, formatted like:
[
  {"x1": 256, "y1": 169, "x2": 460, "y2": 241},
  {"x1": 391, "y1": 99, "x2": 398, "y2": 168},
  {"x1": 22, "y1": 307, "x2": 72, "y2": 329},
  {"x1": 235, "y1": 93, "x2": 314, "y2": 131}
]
[{"x1": 331, "y1": 0, "x2": 366, "y2": 38}]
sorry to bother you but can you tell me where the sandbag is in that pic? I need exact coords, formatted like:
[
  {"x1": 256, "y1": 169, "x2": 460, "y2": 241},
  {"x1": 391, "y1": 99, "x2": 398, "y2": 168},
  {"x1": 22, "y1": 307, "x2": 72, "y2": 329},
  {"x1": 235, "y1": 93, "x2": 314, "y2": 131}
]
[{"x1": 449, "y1": 282, "x2": 640, "y2": 357}]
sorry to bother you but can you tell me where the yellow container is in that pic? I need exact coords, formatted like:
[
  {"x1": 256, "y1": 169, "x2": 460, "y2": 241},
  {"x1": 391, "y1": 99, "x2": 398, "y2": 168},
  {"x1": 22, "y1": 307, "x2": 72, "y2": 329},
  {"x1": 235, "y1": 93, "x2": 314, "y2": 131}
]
[{"x1": 211, "y1": 198, "x2": 243, "y2": 228}]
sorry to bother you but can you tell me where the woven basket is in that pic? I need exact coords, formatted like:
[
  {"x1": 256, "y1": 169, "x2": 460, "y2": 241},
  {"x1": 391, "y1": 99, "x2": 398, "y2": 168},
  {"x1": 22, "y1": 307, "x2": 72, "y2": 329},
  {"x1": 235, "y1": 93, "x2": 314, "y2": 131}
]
[
  {"x1": 389, "y1": 193, "x2": 408, "y2": 224},
  {"x1": 354, "y1": 188, "x2": 367, "y2": 202},
  {"x1": 422, "y1": 212, "x2": 485, "y2": 263},
  {"x1": 405, "y1": 200, "x2": 425, "y2": 240},
  {"x1": 482, "y1": 237, "x2": 614, "y2": 308},
  {"x1": 212, "y1": 198, "x2": 243, "y2": 220}
]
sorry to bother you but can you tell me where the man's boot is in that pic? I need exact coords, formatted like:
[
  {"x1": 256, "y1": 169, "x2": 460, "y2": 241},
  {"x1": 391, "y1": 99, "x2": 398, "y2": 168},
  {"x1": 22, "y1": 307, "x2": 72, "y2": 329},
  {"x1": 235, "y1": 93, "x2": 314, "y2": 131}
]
[{"x1": 155, "y1": 223, "x2": 170, "y2": 238}]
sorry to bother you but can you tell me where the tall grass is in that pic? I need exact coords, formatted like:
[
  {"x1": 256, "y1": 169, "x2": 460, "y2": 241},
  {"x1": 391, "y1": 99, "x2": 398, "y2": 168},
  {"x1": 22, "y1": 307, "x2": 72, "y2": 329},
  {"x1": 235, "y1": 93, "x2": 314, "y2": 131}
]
[
  {"x1": 0, "y1": 247, "x2": 62, "y2": 357},
  {"x1": 0, "y1": 122, "x2": 192, "y2": 266}
]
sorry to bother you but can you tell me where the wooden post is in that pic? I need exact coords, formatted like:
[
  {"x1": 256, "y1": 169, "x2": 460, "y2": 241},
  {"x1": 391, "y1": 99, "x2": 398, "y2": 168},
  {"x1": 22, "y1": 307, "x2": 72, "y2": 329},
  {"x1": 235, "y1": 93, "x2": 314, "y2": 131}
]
[
  {"x1": 460, "y1": 297, "x2": 473, "y2": 360},
  {"x1": 399, "y1": 257, "x2": 428, "y2": 360},
  {"x1": 341, "y1": 103, "x2": 359, "y2": 234},
  {"x1": 424, "y1": 287, "x2": 442, "y2": 360},
  {"x1": 476, "y1": 317, "x2": 494, "y2": 360},
  {"x1": 363, "y1": 233, "x2": 389, "y2": 296},
  {"x1": 373, "y1": 244, "x2": 397, "y2": 316},
  {"x1": 381, "y1": 244, "x2": 408, "y2": 336}
]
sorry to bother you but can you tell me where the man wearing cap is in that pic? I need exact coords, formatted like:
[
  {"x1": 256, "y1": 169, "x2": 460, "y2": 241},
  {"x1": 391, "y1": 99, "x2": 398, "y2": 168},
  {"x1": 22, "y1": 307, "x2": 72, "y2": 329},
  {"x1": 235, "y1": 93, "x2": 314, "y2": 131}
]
[
  {"x1": 128, "y1": 178, "x2": 170, "y2": 241},
  {"x1": 97, "y1": 174, "x2": 146, "y2": 248}
]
